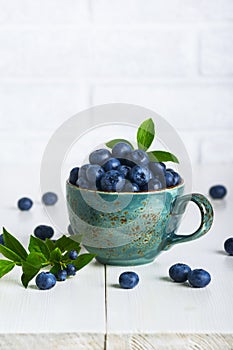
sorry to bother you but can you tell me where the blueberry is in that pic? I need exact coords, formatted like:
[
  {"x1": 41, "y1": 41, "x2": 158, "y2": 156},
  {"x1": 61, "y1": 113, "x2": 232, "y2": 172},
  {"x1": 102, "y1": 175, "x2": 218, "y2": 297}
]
[
  {"x1": 34, "y1": 225, "x2": 54, "y2": 240},
  {"x1": 56, "y1": 269, "x2": 67, "y2": 282},
  {"x1": 188, "y1": 269, "x2": 211, "y2": 288},
  {"x1": 66, "y1": 263, "x2": 76, "y2": 276},
  {"x1": 89, "y1": 149, "x2": 111, "y2": 166},
  {"x1": 86, "y1": 165, "x2": 105, "y2": 184},
  {"x1": 159, "y1": 162, "x2": 166, "y2": 171},
  {"x1": 209, "y1": 185, "x2": 227, "y2": 199},
  {"x1": 0, "y1": 234, "x2": 5, "y2": 245},
  {"x1": 36, "y1": 272, "x2": 56, "y2": 290},
  {"x1": 76, "y1": 177, "x2": 91, "y2": 189},
  {"x1": 224, "y1": 237, "x2": 233, "y2": 255},
  {"x1": 103, "y1": 158, "x2": 121, "y2": 171},
  {"x1": 165, "y1": 171, "x2": 174, "y2": 187},
  {"x1": 149, "y1": 162, "x2": 166, "y2": 176},
  {"x1": 129, "y1": 150, "x2": 149, "y2": 166},
  {"x1": 147, "y1": 178, "x2": 163, "y2": 191},
  {"x1": 119, "y1": 271, "x2": 139, "y2": 289},
  {"x1": 169, "y1": 263, "x2": 191, "y2": 282},
  {"x1": 79, "y1": 164, "x2": 91, "y2": 179},
  {"x1": 122, "y1": 182, "x2": 140, "y2": 192},
  {"x1": 130, "y1": 165, "x2": 150, "y2": 187},
  {"x1": 118, "y1": 157, "x2": 136, "y2": 168},
  {"x1": 42, "y1": 192, "x2": 58, "y2": 206},
  {"x1": 100, "y1": 170, "x2": 125, "y2": 192},
  {"x1": 69, "y1": 167, "x2": 79, "y2": 185},
  {"x1": 17, "y1": 197, "x2": 33, "y2": 211},
  {"x1": 112, "y1": 142, "x2": 132, "y2": 158},
  {"x1": 69, "y1": 250, "x2": 78, "y2": 260},
  {"x1": 117, "y1": 165, "x2": 131, "y2": 179}
]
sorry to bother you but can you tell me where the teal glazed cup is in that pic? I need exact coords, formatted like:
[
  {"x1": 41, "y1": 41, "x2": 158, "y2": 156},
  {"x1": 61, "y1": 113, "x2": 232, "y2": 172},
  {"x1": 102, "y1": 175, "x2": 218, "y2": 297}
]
[{"x1": 66, "y1": 181, "x2": 213, "y2": 266}]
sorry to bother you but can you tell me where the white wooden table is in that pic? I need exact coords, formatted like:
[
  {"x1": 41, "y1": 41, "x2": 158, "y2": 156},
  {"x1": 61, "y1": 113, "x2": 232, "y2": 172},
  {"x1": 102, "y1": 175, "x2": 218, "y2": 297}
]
[{"x1": 0, "y1": 164, "x2": 233, "y2": 350}]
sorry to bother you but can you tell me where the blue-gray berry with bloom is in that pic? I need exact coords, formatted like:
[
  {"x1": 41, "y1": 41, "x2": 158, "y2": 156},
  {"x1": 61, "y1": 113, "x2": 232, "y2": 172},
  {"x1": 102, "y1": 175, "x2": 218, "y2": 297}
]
[
  {"x1": 66, "y1": 263, "x2": 76, "y2": 276},
  {"x1": 36, "y1": 272, "x2": 56, "y2": 290},
  {"x1": 169, "y1": 263, "x2": 191, "y2": 282},
  {"x1": 56, "y1": 270, "x2": 67, "y2": 281},
  {"x1": 119, "y1": 271, "x2": 139, "y2": 289},
  {"x1": 188, "y1": 269, "x2": 211, "y2": 288},
  {"x1": 224, "y1": 237, "x2": 233, "y2": 255},
  {"x1": 17, "y1": 197, "x2": 33, "y2": 211},
  {"x1": 42, "y1": 192, "x2": 58, "y2": 206},
  {"x1": 68, "y1": 250, "x2": 78, "y2": 260},
  {"x1": 34, "y1": 225, "x2": 54, "y2": 240}
]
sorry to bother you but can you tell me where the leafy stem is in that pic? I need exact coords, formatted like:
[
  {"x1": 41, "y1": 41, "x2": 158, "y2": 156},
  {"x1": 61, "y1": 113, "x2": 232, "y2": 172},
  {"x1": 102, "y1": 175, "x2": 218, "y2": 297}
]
[
  {"x1": 106, "y1": 118, "x2": 179, "y2": 163},
  {"x1": 0, "y1": 227, "x2": 95, "y2": 289}
]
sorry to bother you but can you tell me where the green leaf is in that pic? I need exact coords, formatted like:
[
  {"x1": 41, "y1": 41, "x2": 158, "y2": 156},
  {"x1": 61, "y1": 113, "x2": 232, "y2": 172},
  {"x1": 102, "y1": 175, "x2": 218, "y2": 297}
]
[
  {"x1": 2, "y1": 227, "x2": 28, "y2": 260},
  {"x1": 72, "y1": 253, "x2": 96, "y2": 271},
  {"x1": 28, "y1": 236, "x2": 50, "y2": 260},
  {"x1": 50, "y1": 247, "x2": 62, "y2": 264},
  {"x1": 147, "y1": 150, "x2": 179, "y2": 163},
  {"x1": 0, "y1": 244, "x2": 22, "y2": 263},
  {"x1": 21, "y1": 252, "x2": 47, "y2": 288},
  {"x1": 137, "y1": 118, "x2": 155, "y2": 151},
  {"x1": 49, "y1": 264, "x2": 61, "y2": 276},
  {"x1": 0, "y1": 260, "x2": 15, "y2": 278},
  {"x1": 55, "y1": 235, "x2": 81, "y2": 254},
  {"x1": 26, "y1": 252, "x2": 47, "y2": 267},
  {"x1": 44, "y1": 238, "x2": 56, "y2": 252},
  {"x1": 21, "y1": 262, "x2": 41, "y2": 288},
  {"x1": 106, "y1": 139, "x2": 134, "y2": 150}
]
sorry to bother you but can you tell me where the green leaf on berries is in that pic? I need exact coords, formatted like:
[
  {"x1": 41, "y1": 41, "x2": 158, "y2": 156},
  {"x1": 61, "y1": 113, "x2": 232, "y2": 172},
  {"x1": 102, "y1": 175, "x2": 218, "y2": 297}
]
[
  {"x1": 26, "y1": 252, "x2": 47, "y2": 266},
  {"x1": 72, "y1": 253, "x2": 96, "y2": 271},
  {"x1": 106, "y1": 139, "x2": 134, "y2": 150},
  {"x1": 21, "y1": 252, "x2": 47, "y2": 288},
  {"x1": 147, "y1": 150, "x2": 179, "y2": 163},
  {"x1": 137, "y1": 118, "x2": 155, "y2": 151},
  {"x1": 0, "y1": 260, "x2": 15, "y2": 278},
  {"x1": 50, "y1": 247, "x2": 62, "y2": 264},
  {"x1": 2, "y1": 227, "x2": 28, "y2": 260},
  {"x1": 49, "y1": 264, "x2": 61, "y2": 276},
  {"x1": 55, "y1": 235, "x2": 81, "y2": 254},
  {"x1": 44, "y1": 238, "x2": 56, "y2": 252},
  {"x1": 28, "y1": 236, "x2": 50, "y2": 260},
  {"x1": 21, "y1": 263, "x2": 41, "y2": 288},
  {"x1": 0, "y1": 244, "x2": 22, "y2": 264}
]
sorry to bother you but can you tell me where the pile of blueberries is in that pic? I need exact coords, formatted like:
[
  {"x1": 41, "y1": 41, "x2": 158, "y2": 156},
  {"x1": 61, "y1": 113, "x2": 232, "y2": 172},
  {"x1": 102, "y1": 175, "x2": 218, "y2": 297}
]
[{"x1": 69, "y1": 142, "x2": 181, "y2": 192}]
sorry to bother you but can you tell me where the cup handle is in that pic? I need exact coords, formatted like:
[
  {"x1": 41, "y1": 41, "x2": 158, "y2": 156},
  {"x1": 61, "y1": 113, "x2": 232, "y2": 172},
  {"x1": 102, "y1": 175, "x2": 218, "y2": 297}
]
[{"x1": 163, "y1": 193, "x2": 214, "y2": 250}]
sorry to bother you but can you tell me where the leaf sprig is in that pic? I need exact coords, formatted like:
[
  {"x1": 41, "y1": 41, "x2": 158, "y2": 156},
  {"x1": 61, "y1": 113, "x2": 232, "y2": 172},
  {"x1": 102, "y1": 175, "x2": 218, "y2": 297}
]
[
  {"x1": 106, "y1": 118, "x2": 179, "y2": 163},
  {"x1": 0, "y1": 227, "x2": 95, "y2": 288}
]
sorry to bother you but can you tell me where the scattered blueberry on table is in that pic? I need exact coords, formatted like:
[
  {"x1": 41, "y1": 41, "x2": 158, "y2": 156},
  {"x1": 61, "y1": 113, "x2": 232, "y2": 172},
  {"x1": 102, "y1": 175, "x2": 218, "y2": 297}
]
[
  {"x1": 42, "y1": 192, "x2": 58, "y2": 206},
  {"x1": 209, "y1": 185, "x2": 227, "y2": 199},
  {"x1": 35, "y1": 272, "x2": 57, "y2": 290},
  {"x1": 169, "y1": 263, "x2": 191, "y2": 283},
  {"x1": 188, "y1": 269, "x2": 211, "y2": 288},
  {"x1": 224, "y1": 238, "x2": 233, "y2": 255},
  {"x1": 34, "y1": 225, "x2": 54, "y2": 240},
  {"x1": 69, "y1": 142, "x2": 181, "y2": 192},
  {"x1": 119, "y1": 271, "x2": 139, "y2": 289},
  {"x1": 168, "y1": 263, "x2": 211, "y2": 288},
  {"x1": 17, "y1": 197, "x2": 33, "y2": 211}
]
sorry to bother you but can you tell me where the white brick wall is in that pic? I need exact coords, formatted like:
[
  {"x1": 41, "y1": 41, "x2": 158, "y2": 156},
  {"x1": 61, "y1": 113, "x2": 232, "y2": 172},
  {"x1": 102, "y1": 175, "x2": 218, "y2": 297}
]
[{"x1": 0, "y1": 0, "x2": 232, "y2": 164}]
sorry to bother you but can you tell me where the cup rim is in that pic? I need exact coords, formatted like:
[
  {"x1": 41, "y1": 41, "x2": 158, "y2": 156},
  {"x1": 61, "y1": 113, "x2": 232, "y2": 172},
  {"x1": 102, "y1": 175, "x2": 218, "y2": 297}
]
[{"x1": 66, "y1": 179, "x2": 184, "y2": 195}]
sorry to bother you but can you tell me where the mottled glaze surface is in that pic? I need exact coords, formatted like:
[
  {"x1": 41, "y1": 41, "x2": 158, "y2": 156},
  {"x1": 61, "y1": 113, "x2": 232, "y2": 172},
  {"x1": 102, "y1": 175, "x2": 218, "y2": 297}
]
[{"x1": 66, "y1": 181, "x2": 213, "y2": 266}]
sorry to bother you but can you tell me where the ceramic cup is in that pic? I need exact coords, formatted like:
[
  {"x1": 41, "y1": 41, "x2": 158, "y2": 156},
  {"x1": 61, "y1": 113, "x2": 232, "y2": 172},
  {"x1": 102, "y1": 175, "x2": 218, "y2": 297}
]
[{"x1": 66, "y1": 181, "x2": 213, "y2": 266}]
